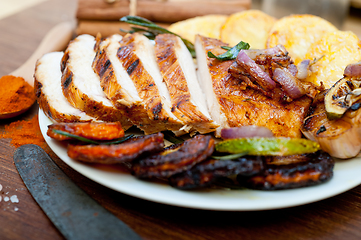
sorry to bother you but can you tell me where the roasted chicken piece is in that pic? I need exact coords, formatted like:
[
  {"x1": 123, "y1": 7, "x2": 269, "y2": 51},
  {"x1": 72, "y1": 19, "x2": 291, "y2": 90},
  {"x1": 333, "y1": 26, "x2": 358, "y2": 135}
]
[
  {"x1": 155, "y1": 34, "x2": 218, "y2": 134},
  {"x1": 195, "y1": 35, "x2": 312, "y2": 138},
  {"x1": 238, "y1": 151, "x2": 334, "y2": 190},
  {"x1": 47, "y1": 122, "x2": 124, "y2": 141},
  {"x1": 34, "y1": 52, "x2": 95, "y2": 122},
  {"x1": 61, "y1": 34, "x2": 131, "y2": 127},
  {"x1": 132, "y1": 135, "x2": 214, "y2": 178},
  {"x1": 67, "y1": 132, "x2": 164, "y2": 164},
  {"x1": 93, "y1": 33, "x2": 185, "y2": 134},
  {"x1": 169, "y1": 156, "x2": 264, "y2": 189}
]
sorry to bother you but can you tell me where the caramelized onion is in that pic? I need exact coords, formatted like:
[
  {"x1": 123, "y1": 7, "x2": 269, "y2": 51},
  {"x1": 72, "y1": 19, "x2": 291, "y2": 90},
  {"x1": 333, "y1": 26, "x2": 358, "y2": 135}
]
[
  {"x1": 344, "y1": 62, "x2": 361, "y2": 78},
  {"x1": 296, "y1": 59, "x2": 311, "y2": 80},
  {"x1": 221, "y1": 126, "x2": 274, "y2": 139},
  {"x1": 273, "y1": 68, "x2": 306, "y2": 99},
  {"x1": 237, "y1": 50, "x2": 276, "y2": 91},
  {"x1": 243, "y1": 45, "x2": 286, "y2": 60}
]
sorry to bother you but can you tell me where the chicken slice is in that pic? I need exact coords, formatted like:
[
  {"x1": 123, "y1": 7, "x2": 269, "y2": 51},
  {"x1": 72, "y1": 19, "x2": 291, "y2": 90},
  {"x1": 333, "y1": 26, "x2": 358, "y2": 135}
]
[
  {"x1": 112, "y1": 33, "x2": 184, "y2": 134},
  {"x1": 61, "y1": 34, "x2": 131, "y2": 128},
  {"x1": 155, "y1": 34, "x2": 219, "y2": 134},
  {"x1": 195, "y1": 35, "x2": 312, "y2": 138},
  {"x1": 34, "y1": 51, "x2": 95, "y2": 122}
]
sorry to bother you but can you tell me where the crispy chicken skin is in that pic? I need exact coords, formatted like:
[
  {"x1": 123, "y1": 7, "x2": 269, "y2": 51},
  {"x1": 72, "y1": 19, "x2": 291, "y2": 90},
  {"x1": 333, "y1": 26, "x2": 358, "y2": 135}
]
[
  {"x1": 132, "y1": 134, "x2": 214, "y2": 178},
  {"x1": 111, "y1": 33, "x2": 185, "y2": 134},
  {"x1": 47, "y1": 122, "x2": 124, "y2": 141},
  {"x1": 195, "y1": 35, "x2": 312, "y2": 138},
  {"x1": 155, "y1": 34, "x2": 219, "y2": 134},
  {"x1": 67, "y1": 132, "x2": 164, "y2": 164},
  {"x1": 61, "y1": 34, "x2": 131, "y2": 127},
  {"x1": 34, "y1": 52, "x2": 95, "y2": 123}
]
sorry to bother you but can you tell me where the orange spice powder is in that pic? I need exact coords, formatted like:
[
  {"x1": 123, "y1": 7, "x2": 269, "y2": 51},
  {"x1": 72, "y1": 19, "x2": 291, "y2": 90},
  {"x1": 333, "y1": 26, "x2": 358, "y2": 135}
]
[
  {"x1": 0, "y1": 75, "x2": 35, "y2": 113},
  {"x1": 1, "y1": 114, "x2": 47, "y2": 149}
]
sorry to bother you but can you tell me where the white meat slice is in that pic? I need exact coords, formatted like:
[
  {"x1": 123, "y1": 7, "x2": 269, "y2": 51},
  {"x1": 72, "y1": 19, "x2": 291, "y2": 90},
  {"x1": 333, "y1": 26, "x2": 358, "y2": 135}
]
[{"x1": 34, "y1": 51, "x2": 95, "y2": 122}]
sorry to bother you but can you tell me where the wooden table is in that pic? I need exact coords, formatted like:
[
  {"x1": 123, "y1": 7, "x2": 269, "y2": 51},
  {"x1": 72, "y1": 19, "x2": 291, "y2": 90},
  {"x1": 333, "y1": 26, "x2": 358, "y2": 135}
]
[{"x1": 2, "y1": 1, "x2": 361, "y2": 239}]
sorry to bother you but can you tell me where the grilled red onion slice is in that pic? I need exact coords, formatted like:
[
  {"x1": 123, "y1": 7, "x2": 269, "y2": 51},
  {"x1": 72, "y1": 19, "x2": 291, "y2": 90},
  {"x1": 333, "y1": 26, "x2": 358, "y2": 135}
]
[
  {"x1": 287, "y1": 64, "x2": 298, "y2": 76},
  {"x1": 237, "y1": 50, "x2": 276, "y2": 91},
  {"x1": 296, "y1": 59, "x2": 311, "y2": 80},
  {"x1": 273, "y1": 68, "x2": 306, "y2": 99},
  {"x1": 221, "y1": 126, "x2": 274, "y2": 139},
  {"x1": 243, "y1": 44, "x2": 288, "y2": 60},
  {"x1": 344, "y1": 62, "x2": 361, "y2": 78}
]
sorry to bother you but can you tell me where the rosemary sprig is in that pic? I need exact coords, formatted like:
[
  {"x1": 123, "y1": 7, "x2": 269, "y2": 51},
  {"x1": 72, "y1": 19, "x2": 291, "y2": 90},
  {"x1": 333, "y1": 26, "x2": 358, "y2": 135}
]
[
  {"x1": 211, "y1": 152, "x2": 248, "y2": 160},
  {"x1": 120, "y1": 15, "x2": 196, "y2": 57},
  {"x1": 52, "y1": 129, "x2": 134, "y2": 145},
  {"x1": 208, "y1": 41, "x2": 250, "y2": 61}
]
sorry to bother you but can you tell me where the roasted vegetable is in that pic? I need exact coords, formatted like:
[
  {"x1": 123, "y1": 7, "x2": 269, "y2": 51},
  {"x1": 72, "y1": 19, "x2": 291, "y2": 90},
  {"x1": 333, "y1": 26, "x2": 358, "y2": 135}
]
[
  {"x1": 215, "y1": 137, "x2": 320, "y2": 156},
  {"x1": 238, "y1": 151, "x2": 334, "y2": 190},
  {"x1": 67, "y1": 133, "x2": 164, "y2": 164}
]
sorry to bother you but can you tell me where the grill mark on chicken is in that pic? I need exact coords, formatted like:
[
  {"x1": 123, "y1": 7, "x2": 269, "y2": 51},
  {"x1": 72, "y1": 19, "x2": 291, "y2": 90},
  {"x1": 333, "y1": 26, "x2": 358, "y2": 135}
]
[
  {"x1": 155, "y1": 34, "x2": 218, "y2": 134},
  {"x1": 238, "y1": 151, "x2": 334, "y2": 190},
  {"x1": 126, "y1": 59, "x2": 139, "y2": 75},
  {"x1": 169, "y1": 156, "x2": 264, "y2": 189},
  {"x1": 35, "y1": 52, "x2": 95, "y2": 123},
  {"x1": 132, "y1": 135, "x2": 214, "y2": 178},
  {"x1": 98, "y1": 59, "x2": 111, "y2": 78},
  {"x1": 195, "y1": 35, "x2": 312, "y2": 138},
  {"x1": 62, "y1": 71, "x2": 73, "y2": 89}
]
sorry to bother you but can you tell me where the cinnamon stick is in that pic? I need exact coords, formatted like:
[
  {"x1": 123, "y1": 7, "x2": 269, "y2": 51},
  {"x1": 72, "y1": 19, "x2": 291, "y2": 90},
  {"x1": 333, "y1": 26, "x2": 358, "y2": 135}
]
[{"x1": 77, "y1": 0, "x2": 251, "y2": 23}]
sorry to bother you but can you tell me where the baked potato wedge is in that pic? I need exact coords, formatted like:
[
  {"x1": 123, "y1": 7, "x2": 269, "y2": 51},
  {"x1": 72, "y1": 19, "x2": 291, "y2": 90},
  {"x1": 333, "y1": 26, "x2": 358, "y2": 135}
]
[
  {"x1": 221, "y1": 10, "x2": 276, "y2": 49},
  {"x1": 167, "y1": 14, "x2": 228, "y2": 43},
  {"x1": 266, "y1": 14, "x2": 337, "y2": 64},
  {"x1": 305, "y1": 30, "x2": 361, "y2": 88}
]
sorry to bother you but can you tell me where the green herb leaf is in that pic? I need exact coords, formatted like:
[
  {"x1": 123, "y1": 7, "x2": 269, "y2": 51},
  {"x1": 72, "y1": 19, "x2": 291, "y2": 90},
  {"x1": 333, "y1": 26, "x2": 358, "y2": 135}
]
[
  {"x1": 208, "y1": 41, "x2": 250, "y2": 61},
  {"x1": 211, "y1": 152, "x2": 248, "y2": 160},
  {"x1": 162, "y1": 131, "x2": 185, "y2": 144},
  {"x1": 120, "y1": 15, "x2": 196, "y2": 57},
  {"x1": 52, "y1": 129, "x2": 134, "y2": 145}
]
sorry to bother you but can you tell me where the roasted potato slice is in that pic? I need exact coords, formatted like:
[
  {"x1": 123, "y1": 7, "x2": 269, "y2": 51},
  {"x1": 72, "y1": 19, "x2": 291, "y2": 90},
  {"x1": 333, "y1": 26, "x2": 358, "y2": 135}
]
[
  {"x1": 266, "y1": 14, "x2": 337, "y2": 64},
  {"x1": 305, "y1": 30, "x2": 361, "y2": 89},
  {"x1": 221, "y1": 10, "x2": 276, "y2": 49},
  {"x1": 167, "y1": 14, "x2": 228, "y2": 43}
]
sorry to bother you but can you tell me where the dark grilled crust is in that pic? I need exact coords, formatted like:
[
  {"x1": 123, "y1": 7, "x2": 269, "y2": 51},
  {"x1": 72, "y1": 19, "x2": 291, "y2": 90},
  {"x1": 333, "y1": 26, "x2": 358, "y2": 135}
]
[
  {"x1": 116, "y1": 33, "x2": 184, "y2": 133},
  {"x1": 198, "y1": 35, "x2": 311, "y2": 138},
  {"x1": 67, "y1": 132, "x2": 164, "y2": 164},
  {"x1": 61, "y1": 50, "x2": 131, "y2": 126},
  {"x1": 34, "y1": 64, "x2": 92, "y2": 123},
  {"x1": 169, "y1": 156, "x2": 264, "y2": 189},
  {"x1": 238, "y1": 151, "x2": 334, "y2": 190},
  {"x1": 155, "y1": 34, "x2": 218, "y2": 134},
  {"x1": 132, "y1": 134, "x2": 215, "y2": 178}
]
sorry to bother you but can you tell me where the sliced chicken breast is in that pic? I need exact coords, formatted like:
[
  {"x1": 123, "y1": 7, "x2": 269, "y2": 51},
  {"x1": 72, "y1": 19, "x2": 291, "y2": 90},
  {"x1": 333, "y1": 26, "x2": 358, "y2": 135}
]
[
  {"x1": 195, "y1": 35, "x2": 311, "y2": 138},
  {"x1": 34, "y1": 51, "x2": 95, "y2": 122},
  {"x1": 112, "y1": 33, "x2": 184, "y2": 134},
  {"x1": 155, "y1": 34, "x2": 219, "y2": 134},
  {"x1": 61, "y1": 34, "x2": 131, "y2": 128}
]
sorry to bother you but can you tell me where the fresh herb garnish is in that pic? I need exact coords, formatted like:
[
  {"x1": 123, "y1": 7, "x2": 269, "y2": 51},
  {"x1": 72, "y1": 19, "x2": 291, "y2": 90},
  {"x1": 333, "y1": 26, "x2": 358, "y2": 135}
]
[
  {"x1": 211, "y1": 152, "x2": 248, "y2": 160},
  {"x1": 162, "y1": 131, "x2": 185, "y2": 144},
  {"x1": 208, "y1": 41, "x2": 250, "y2": 61},
  {"x1": 52, "y1": 129, "x2": 134, "y2": 145},
  {"x1": 120, "y1": 15, "x2": 196, "y2": 57}
]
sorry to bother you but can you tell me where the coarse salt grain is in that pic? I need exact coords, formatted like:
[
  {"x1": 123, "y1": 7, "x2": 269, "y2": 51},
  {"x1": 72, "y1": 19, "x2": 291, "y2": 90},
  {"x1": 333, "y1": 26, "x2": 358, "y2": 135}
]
[
  {"x1": 0, "y1": 184, "x2": 2, "y2": 191},
  {"x1": 10, "y1": 195, "x2": 19, "y2": 203},
  {"x1": 4, "y1": 197, "x2": 9, "y2": 202}
]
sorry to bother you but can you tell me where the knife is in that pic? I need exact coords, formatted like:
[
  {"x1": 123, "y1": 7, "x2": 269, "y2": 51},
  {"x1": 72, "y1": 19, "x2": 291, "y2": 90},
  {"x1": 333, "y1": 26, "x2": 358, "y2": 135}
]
[{"x1": 14, "y1": 144, "x2": 143, "y2": 240}]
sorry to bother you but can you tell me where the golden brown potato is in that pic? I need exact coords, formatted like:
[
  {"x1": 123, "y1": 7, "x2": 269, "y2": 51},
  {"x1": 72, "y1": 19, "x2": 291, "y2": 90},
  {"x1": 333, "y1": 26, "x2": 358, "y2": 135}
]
[
  {"x1": 167, "y1": 14, "x2": 228, "y2": 43},
  {"x1": 305, "y1": 30, "x2": 361, "y2": 89},
  {"x1": 221, "y1": 10, "x2": 276, "y2": 49},
  {"x1": 266, "y1": 14, "x2": 337, "y2": 64}
]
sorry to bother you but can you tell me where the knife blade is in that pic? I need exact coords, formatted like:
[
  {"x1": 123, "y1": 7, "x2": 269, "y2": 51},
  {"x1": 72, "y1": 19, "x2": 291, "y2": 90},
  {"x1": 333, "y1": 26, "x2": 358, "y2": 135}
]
[{"x1": 14, "y1": 144, "x2": 143, "y2": 240}]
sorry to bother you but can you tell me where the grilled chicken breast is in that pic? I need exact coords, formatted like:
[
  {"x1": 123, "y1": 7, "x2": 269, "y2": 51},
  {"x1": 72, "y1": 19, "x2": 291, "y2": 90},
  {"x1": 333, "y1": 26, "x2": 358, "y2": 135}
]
[
  {"x1": 34, "y1": 51, "x2": 95, "y2": 122},
  {"x1": 195, "y1": 35, "x2": 312, "y2": 138},
  {"x1": 155, "y1": 34, "x2": 218, "y2": 134},
  {"x1": 111, "y1": 33, "x2": 184, "y2": 134},
  {"x1": 61, "y1": 34, "x2": 131, "y2": 128}
]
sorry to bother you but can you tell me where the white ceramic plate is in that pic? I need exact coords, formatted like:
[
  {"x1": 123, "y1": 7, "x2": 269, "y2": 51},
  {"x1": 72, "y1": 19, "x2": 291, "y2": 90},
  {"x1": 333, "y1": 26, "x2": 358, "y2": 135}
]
[{"x1": 39, "y1": 109, "x2": 361, "y2": 211}]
